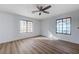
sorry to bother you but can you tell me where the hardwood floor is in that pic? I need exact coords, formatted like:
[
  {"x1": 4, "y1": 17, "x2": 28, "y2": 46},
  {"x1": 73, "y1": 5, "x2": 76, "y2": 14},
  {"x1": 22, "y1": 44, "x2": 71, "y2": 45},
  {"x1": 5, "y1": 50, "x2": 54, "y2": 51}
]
[{"x1": 0, "y1": 36, "x2": 79, "y2": 54}]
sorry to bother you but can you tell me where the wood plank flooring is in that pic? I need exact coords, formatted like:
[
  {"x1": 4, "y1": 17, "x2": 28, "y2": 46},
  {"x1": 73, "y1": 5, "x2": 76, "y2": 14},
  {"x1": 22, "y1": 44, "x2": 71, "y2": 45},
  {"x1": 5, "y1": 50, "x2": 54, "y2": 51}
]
[{"x1": 0, "y1": 36, "x2": 79, "y2": 54}]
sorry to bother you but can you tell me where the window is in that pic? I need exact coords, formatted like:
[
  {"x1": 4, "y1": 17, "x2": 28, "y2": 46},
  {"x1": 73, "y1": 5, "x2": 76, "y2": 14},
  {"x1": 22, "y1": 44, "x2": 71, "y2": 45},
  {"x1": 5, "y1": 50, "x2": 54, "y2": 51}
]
[
  {"x1": 56, "y1": 17, "x2": 71, "y2": 35},
  {"x1": 20, "y1": 20, "x2": 33, "y2": 33},
  {"x1": 20, "y1": 20, "x2": 27, "y2": 33},
  {"x1": 27, "y1": 21, "x2": 33, "y2": 32}
]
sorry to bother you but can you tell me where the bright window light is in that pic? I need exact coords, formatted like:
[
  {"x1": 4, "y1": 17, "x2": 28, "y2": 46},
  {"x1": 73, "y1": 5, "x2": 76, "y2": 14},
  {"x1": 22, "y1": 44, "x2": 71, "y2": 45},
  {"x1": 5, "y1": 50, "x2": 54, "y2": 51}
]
[
  {"x1": 20, "y1": 20, "x2": 33, "y2": 33},
  {"x1": 56, "y1": 17, "x2": 71, "y2": 35}
]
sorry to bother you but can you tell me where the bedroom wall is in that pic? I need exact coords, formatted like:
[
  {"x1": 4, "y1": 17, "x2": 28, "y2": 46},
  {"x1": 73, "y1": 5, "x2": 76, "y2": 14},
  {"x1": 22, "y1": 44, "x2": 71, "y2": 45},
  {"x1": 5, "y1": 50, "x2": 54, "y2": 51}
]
[
  {"x1": 41, "y1": 10, "x2": 79, "y2": 44},
  {"x1": 0, "y1": 11, "x2": 40, "y2": 44}
]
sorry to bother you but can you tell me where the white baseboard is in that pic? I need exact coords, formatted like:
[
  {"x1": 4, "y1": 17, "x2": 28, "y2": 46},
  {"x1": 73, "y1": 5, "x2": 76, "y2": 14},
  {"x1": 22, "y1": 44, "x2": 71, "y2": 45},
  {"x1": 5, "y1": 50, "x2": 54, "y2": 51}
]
[{"x1": 0, "y1": 35, "x2": 40, "y2": 44}]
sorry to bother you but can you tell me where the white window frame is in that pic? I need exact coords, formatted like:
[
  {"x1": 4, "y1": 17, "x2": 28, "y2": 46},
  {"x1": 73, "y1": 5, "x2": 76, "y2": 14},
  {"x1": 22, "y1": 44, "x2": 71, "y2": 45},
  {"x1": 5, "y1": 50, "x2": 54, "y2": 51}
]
[
  {"x1": 20, "y1": 20, "x2": 33, "y2": 33},
  {"x1": 56, "y1": 17, "x2": 71, "y2": 35}
]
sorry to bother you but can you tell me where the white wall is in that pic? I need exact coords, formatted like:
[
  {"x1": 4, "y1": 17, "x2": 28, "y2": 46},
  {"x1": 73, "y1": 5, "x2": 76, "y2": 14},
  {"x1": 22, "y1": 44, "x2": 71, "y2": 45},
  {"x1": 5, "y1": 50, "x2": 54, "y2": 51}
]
[
  {"x1": 41, "y1": 10, "x2": 79, "y2": 44},
  {"x1": 0, "y1": 9, "x2": 79, "y2": 44},
  {"x1": 0, "y1": 12, "x2": 40, "y2": 44}
]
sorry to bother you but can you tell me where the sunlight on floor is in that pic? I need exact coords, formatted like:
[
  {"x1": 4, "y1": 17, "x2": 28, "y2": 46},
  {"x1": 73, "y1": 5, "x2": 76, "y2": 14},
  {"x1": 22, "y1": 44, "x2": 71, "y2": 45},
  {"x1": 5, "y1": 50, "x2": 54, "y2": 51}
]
[{"x1": 48, "y1": 31, "x2": 59, "y2": 40}]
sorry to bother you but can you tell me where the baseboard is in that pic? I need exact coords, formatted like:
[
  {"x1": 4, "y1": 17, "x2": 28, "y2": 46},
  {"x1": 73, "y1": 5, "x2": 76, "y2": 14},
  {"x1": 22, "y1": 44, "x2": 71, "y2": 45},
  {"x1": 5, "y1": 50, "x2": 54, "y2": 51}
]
[
  {"x1": 0, "y1": 35, "x2": 42, "y2": 44},
  {"x1": 59, "y1": 39, "x2": 79, "y2": 44},
  {"x1": 42, "y1": 35, "x2": 79, "y2": 44}
]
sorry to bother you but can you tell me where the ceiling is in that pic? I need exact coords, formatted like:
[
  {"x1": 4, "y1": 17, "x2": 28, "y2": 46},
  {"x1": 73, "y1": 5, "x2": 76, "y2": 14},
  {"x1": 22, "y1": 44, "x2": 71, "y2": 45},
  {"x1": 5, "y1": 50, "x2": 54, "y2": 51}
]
[{"x1": 0, "y1": 4, "x2": 79, "y2": 20}]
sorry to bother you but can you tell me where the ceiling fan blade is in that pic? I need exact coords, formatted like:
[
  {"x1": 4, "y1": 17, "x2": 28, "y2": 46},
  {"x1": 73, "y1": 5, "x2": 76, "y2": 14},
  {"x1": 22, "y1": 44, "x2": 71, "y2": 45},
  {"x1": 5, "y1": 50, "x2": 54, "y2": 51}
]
[
  {"x1": 40, "y1": 6, "x2": 43, "y2": 10},
  {"x1": 39, "y1": 13, "x2": 41, "y2": 15},
  {"x1": 42, "y1": 5, "x2": 51, "y2": 10},
  {"x1": 37, "y1": 5, "x2": 43, "y2": 11},
  {"x1": 37, "y1": 5, "x2": 40, "y2": 10},
  {"x1": 43, "y1": 11, "x2": 49, "y2": 14},
  {"x1": 32, "y1": 10, "x2": 39, "y2": 13}
]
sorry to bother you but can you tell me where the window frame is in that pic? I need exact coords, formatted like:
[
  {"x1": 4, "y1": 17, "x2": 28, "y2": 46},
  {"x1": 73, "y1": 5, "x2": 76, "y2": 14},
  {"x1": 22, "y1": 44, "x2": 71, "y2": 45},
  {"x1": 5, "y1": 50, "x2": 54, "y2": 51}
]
[
  {"x1": 20, "y1": 20, "x2": 33, "y2": 33},
  {"x1": 27, "y1": 21, "x2": 33, "y2": 32},
  {"x1": 56, "y1": 17, "x2": 71, "y2": 35}
]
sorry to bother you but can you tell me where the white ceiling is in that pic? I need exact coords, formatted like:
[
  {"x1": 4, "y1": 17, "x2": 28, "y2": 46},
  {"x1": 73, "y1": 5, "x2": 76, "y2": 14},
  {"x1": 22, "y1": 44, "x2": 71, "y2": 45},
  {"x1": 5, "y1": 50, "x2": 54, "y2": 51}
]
[{"x1": 0, "y1": 4, "x2": 79, "y2": 20}]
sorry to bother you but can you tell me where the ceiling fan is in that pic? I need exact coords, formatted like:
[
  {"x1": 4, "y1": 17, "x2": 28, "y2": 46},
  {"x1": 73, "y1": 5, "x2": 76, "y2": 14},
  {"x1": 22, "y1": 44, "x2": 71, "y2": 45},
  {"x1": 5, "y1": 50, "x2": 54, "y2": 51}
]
[{"x1": 32, "y1": 5, "x2": 52, "y2": 15}]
